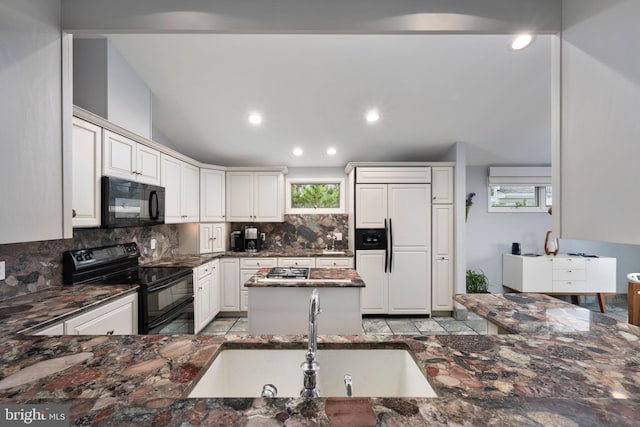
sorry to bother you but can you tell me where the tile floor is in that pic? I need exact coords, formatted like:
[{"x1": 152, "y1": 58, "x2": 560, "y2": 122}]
[{"x1": 199, "y1": 295, "x2": 630, "y2": 336}]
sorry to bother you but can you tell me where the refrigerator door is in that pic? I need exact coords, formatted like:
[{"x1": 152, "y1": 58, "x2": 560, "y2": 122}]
[{"x1": 356, "y1": 250, "x2": 388, "y2": 314}]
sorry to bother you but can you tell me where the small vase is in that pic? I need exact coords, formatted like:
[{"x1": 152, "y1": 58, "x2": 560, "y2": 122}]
[{"x1": 544, "y1": 231, "x2": 559, "y2": 256}]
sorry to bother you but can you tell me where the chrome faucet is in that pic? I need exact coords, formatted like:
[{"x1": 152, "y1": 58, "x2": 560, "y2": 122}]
[
  {"x1": 300, "y1": 288, "x2": 321, "y2": 398},
  {"x1": 344, "y1": 374, "x2": 353, "y2": 397}
]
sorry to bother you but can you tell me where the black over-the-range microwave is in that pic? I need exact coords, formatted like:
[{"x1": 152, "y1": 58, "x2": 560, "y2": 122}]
[{"x1": 101, "y1": 176, "x2": 165, "y2": 228}]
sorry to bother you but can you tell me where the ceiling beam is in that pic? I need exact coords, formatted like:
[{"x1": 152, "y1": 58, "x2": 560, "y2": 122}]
[{"x1": 62, "y1": 0, "x2": 561, "y2": 34}]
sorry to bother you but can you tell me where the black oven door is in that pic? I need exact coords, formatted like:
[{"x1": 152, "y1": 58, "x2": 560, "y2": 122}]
[{"x1": 139, "y1": 268, "x2": 194, "y2": 334}]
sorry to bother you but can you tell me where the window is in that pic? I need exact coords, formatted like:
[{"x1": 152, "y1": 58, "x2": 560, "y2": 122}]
[
  {"x1": 488, "y1": 185, "x2": 551, "y2": 213},
  {"x1": 285, "y1": 178, "x2": 345, "y2": 214}
]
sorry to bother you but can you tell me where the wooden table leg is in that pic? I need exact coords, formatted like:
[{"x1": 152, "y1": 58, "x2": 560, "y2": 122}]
[
  {"x1": 629, "y1": 283, "x2": 640, "y2": 326},
  {"x1": 597, "y1": 293, "x2": 606, "y2": 313}
]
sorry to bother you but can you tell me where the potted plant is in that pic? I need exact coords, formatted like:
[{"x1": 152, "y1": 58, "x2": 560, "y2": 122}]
[{"x1": 466, "y1": 269, "x2": 489, "y2": 293}]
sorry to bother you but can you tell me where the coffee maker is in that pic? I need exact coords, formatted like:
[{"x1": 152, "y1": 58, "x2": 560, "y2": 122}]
[
  {"x1": 244, "y1": 226, "x2": 261, "y2": 252},
  {"x1": 230, "y1": 230, "x2": 244, "y2": 252}
]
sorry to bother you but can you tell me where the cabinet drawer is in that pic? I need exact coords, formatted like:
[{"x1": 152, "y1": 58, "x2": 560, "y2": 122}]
[
  {"x1": 316, "y1": 257, "x2": 354, "y2": 268},
  {"x1": 240, "y1": 258, "x2": 277, "y2": 269},
  {"x1": 197, "y1": 262, "x2": 213, "y2": 278},
  {"x1": 552, "y1": 280, "x2": 587, "y2": 293},
  {"x1": 553, "y1": 269, "x2": 586, "y2": 281},
  {"x1": 552, "y1": 258, "x2": 586, "y2": 270},
  {"x1": 278, "y1": 257, "x2": 316, "y2": 268},
  {"x1": 65, "y1": 293, "x2": 137, "y2": 335}
]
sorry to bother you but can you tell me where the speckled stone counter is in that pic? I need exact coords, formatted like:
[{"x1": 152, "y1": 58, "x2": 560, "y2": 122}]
[
  {"x1": 1, "y1": 291, "x2": 640, "y2": 425},
  {"x1": 0, "y1": 285, "x2": 139, "y2": 335},
  {"x1": 224, "y1": 249, "x2": 353, "y2": 258},
  {"x1": 245, "y1": 268, "x2": 364, "y2": 288}
]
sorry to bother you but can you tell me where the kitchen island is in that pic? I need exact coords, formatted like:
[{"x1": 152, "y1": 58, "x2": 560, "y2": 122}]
[{"x1": 244, "y1": 267, "x2": 365, "y2": 335}]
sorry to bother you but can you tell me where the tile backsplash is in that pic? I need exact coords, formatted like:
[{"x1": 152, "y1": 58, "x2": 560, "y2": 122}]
[
  {"x1": 0, "y1": 214, "x2": 348, "y2": 301},
  {"x1": 0, "y1": 225, "x2": 179, "y2": 301}
]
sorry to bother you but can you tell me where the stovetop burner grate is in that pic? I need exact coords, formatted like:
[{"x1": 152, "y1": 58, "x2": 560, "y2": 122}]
[{"x1": 266, "y1": 267, "x2": 310, "y2": 279}]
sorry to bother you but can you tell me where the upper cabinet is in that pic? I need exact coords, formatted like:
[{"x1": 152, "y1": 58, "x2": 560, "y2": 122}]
[
  {"x1": 71, "y1": 117, "x2": 102, "y2": 228},
  {"x1": 161, "y1": 154, "x2": 199, "y2": 223},
  {"x1": 226, "y1": 171, "x2": 284, "y2": 222},
  {"x1": 431, "y1": 167, "x2": 454, "y2": 204},
  {"x1": 200, "y1": 168, "x2": 226, "y2": 222},
  {"x1": 103, "y1": 130, "x2": 161, "y2": 185}
]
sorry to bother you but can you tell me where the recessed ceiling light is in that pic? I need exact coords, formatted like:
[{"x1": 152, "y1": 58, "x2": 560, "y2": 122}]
[
  {"x1": 293, "y1": 147, "x2": 303, "y2": 156},
  {"x1": 365, "y1": 110, "x2": 380, "y2": 123},
  {"x1": 248, "y1": 113, "x2": 263, "y2": 125},
  {"x1": 326, "y1": 147, "x2": 337, "y2": 155},
  {"x1": 511, "y1": 34, "x2": 534, "y2": 51}
]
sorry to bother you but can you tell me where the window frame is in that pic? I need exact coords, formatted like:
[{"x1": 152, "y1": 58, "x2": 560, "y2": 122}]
[
  {"x1": 285, "y1": 178, "x2": 346, "y2": 214},
  {"x1": 487, "y1": 184, "x2": 551, "y2": 213}
]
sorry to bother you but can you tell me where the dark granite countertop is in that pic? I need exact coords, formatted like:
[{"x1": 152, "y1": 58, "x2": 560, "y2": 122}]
[
  {"x1": 1, "y1": 291, "x2": 639, "y2": 425},
  {"x1": 244, "y1": 268, "x2": 365, "y2": 288},
  {"x1": 143, "y1": 250, "x2": 354, "y2": 269},
  {"x1": 0, "y1": 284, "x2": 139, "y2": 336}
]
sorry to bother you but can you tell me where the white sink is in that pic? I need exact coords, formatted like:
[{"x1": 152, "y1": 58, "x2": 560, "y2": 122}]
[
  {"x1": 322, "y1": 250, "x2": 346, "y2": 255},
  {"x1": 188, "y1": 348, "x2": 437, "y2": 398}
]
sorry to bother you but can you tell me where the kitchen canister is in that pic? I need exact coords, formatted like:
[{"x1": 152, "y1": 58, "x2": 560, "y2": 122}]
[{"x1": 511, "y1": 242, "x2": 521, "y2": 255}]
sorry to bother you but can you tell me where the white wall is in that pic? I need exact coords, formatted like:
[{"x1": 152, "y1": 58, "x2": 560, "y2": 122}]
[
  {"x1": 73, "y1": 38, "x2": 152, "y2": 139},
  {"x1": 465, "y1": 166, "x2": 552, "y2": 293},
  {"x1": 558, "y1": 0, "x2": 640, "y2": 245},
  {"x1": 0, "y1": 0, "x2": 65, "y2": 244}
]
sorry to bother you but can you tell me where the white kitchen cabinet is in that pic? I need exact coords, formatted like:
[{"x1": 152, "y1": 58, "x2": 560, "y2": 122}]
[
  {"x1": 277, "y1": 257, "x2": 316, "y2": 268},
  {"x1": 356, "y1": 183, "x2": 431, "y2": 314},
  {"x1": 200, "y1": 168, "x2": 226, "y2": 222},
  {"x1": 103, "y1": 130, "x2": 160, "y2": 185},
  {"x1": 71, "y1": 117, "x2": 102, "y2": 228},
  {"x1": 194, "y1": 261, "x2": 219, "y2": 334},
  {"x1": 161, "y1": 154, "x2": 200, "y2": 223},
  {"x1": 431, "y1": 167, "x2": 454, "y2": 204},
  {"x1": 238, "y1": 257, "x2": 277, "y2": 312},
  {"x1": 357, "y1": 251, "x2": 388, "y2": 314},
  {"x1": 316, "y1": 257, "x2": 354, "y2": 268},
  {"x1": 226, "y1": 171, "x2": 284, "y2": 222},
  {"x1": 65, "y1": 293, "x2": 138, "y2": 335},
  {"x1": 199, "y1": 223, "x2": 225, "y2": 254},
  {"x1": 432, "y1": 204, "x2": 454, "y2": 311},
  {"x1": 220, "y1": 258, "x2": 240, "y2": 311},
  {"x1": 355, "y1": 167, "x2": 431, "y2": 184},
  {"x1": 503, "y1": 254, "x2": 616, "y2": 294}
]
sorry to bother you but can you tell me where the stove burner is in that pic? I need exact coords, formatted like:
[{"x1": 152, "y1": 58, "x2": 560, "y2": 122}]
[{"x1": 266, "y1": 267, "x2": 310, "y2": 279}]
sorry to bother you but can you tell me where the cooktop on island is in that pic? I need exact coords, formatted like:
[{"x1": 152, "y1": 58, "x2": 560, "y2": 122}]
[{"x1": 266, "y1": 267, "x2": 310, "y2": 279}]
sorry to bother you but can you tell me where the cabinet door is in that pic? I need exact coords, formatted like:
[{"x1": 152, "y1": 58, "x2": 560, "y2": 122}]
[
  {"x1": 355, "y1": 184, "x2": 388, "y2": 228},
  {"x1": 199, "y1": 224, "x2": 214, "y2": 254},
  {"x1": 226, "y1": 172, "x2": 254, "y2": 221},
  {"x1": 432, "y1": 204, "x2": 453, "y2": 311},
  {"x1": 389, "y1": 250, "x2": 430, "y2": 314},
  {"x1": 195, "y1": 273, "x2": 212, "y2": 334},
  {"x1": 585, "y1": 258, "x2": 616, "y2": 293},
  {"x1": 388, "y1": 184, "x2": 430, "y2": 250},
  {"x1": 211, "y1": 260, "x2": 220, "y2": 315},
  {"x1": 200, "y1": 169, "x2": 226, "y2": 222},
  {"x1": 136, "y1": 144, "x2": 161, "y2": 185},
  {"x1": 254, "y1": 172, "x2": 283, "y2": 222},
  {"x1": 356, "y1": 251, "x2": 388, "y2": 314},
  {"x1": 523, "y1": 257, "x2": 553, "y2": 292},
  {"x1": 212, "y1": 223, "x2": 225, "y2": 252},
  {"x1": 277, "y1": 257, "x2": 316, "y2": 268},
  {"x1": 181, "y1": 162, "x2": 200, "y2": 222},
  {"x1": 220, "y1": 258, "x2": 240, "y2": 311},
  {"x1": 103, "y1": 130, "x2": 136, "y2": 180},
  {"x1": 432, "y1": 256, "x2": 453, "y2": 310},
  {"x1": 65, "y1": 293, "x2": 137, "y2": 335},
  {"x1": 161, "y1": 154, "x2": 183, "y2": 223},
  {"x1": 71, "y1": 117, "x2": 102, "y2": 228},
  {"x1": 431, "y1": 167, "x2": 454, "y2": 204},
  {"x1": 316, "y1": 257, "x2": 354, "y2": 268}
]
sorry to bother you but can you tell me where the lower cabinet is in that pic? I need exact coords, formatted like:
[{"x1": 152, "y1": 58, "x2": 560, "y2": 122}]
[
  {"x1": 503, "y1": 254, "x2": 616, "y2": 293},
  {"x1": 33, "y1": 293, "x2": 138, "y2": 336},
  {"x1": 220, "y1": 258, "x2": 240, "y2": 311},
  {"x1": 239, "y1": 258, "x2": 277, "y2": 312},
  {"x1": 194, "y1": 260, "x2": 220, "y2": 334}
]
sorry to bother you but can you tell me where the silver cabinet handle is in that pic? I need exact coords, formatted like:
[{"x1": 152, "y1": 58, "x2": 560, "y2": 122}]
[{"x1": 106, "y1": 330, "x2": 114, "y2": 335}]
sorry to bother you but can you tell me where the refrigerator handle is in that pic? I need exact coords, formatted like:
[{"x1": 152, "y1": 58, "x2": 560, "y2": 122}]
[
  {"x1": 389, "y1": 218, "x2": 393, "y2": 273},
  {"x1": 384, "y1": 218, "x2": 388, "y2": 273}
]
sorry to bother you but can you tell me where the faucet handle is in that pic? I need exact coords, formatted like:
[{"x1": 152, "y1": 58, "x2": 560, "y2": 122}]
[{"x1": 344, "y1": 374, "x2": 353, "y2": 397}]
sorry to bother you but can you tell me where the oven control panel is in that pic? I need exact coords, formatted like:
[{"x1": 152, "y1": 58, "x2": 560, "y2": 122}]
[{"x1": 64, "y1": 242, "x2": 140, "y2": 270}]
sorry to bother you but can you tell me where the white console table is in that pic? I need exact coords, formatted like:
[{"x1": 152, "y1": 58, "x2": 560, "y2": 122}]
[{"x1": 502, "y1": 254, "x2": 616, "y2": 313}]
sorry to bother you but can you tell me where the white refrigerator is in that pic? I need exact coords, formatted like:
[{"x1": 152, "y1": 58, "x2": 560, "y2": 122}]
[{"x1": 355, "y1": 183, "x2": 431, "y2": 315}]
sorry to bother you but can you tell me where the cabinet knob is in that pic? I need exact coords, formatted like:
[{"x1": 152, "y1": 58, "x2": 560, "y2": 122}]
[
  {"x1": 106, "y1": 330, "x2": 114, "y2": 335},
  {"x1": 72, "y1": 209, "x2": 77, "y2": 218}
]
